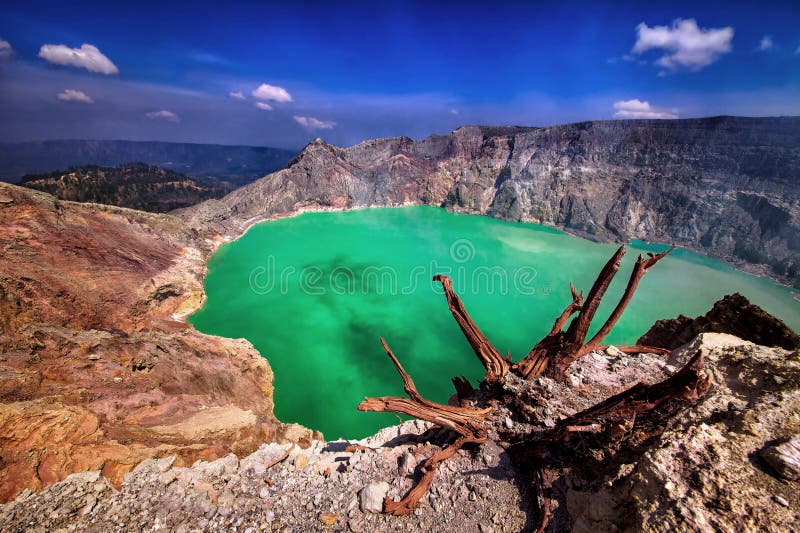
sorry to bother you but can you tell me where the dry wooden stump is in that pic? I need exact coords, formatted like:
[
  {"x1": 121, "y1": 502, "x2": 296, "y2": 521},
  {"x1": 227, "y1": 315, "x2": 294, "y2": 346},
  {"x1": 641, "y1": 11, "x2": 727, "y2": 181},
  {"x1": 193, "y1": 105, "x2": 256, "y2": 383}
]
[{"x1": 358, "y1": 245, "x2": 711, "y2": 530}]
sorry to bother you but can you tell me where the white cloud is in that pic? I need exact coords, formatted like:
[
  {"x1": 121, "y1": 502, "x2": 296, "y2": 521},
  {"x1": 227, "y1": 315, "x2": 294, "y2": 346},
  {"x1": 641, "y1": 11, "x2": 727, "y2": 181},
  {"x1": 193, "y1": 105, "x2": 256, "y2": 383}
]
[
  {"x1": 293, "y1": 115, "x2": 336, "y2": 130},
  {"x1": 229, "y1": 90, "x2": 245, "y2": 100},
  {"x1": 38, "y1": 43, "x2": 119, "y2": 74},
  {"x1": 0, "y1": 39, "x2": 12, "y2": 60},
  {"x1": 449, "y1": 108, "x2": 459, "y2": 115},
  {"x1": 145, "y1": 110, "x2": 180, "y2": 123},
  {"x1": 56, "y1": 89, "x2": 93, "y2": 103},
  {"x1": 613, "y1": 99, "x2": 678, "y2": 119},
  {"x1": 631, "y1": 19, "x2": 733, "y2": 72},
  {"x1": 758, "y1": 36, "x2": 774, "y2": 51},
  {"x1": 255, "y1": 101, "x2": 273, "y2": 110},
  {"x1": 252, "y1": 83, "x2": 292, "y2": 103}
]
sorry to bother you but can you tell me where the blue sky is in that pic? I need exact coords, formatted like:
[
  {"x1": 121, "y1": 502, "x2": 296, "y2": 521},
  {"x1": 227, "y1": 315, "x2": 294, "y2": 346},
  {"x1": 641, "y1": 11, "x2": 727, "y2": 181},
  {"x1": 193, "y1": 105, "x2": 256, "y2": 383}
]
[{"x1": 0, "y1": 0, "x2": 798, "y2": 148}]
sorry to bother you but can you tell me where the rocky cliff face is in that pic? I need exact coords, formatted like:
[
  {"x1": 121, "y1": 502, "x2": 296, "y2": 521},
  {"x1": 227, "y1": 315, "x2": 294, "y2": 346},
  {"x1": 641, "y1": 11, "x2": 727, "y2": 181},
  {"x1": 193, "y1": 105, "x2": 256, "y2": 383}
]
[
  {"x1": 0, "y1": 183, "x2": 316, "y2": 502},
  {"x1": 181, "y1": 117, "x2": 800, "y2": 286}
]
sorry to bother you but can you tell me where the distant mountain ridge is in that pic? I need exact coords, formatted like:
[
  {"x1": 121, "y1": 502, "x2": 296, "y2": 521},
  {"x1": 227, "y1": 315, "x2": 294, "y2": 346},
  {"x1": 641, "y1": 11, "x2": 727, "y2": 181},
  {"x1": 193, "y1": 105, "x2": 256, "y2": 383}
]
[
  {"x1": 20, "y1": 162, "x2": 231, "y2": 212},
  {"x1": 0, "y1": 140, "x2": 297, "y2": 185},
  {"x1": 181, "y1": 116, "x2": 800, "y2": 287}
]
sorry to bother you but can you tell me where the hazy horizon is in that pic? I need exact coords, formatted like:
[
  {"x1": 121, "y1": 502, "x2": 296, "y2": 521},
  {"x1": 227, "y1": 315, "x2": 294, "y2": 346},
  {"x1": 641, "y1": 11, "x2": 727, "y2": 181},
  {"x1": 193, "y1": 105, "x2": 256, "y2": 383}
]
[{"x1": 3, "y1": 114, "x2": 799, "y2": 151}]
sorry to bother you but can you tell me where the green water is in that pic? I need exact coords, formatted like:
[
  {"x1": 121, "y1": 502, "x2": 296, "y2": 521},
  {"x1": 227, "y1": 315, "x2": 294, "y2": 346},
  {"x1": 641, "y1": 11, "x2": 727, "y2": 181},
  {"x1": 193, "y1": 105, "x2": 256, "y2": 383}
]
[{"x1": 190, "y1": 206, "x2": 800, "y2": 439}]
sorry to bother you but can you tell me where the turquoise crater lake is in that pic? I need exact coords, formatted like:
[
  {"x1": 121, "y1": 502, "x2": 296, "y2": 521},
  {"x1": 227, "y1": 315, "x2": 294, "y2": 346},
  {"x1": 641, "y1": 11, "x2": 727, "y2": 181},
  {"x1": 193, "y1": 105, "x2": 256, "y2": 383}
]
[{"x1": 190, "y1": 206, "x2": 800, "y2": 439}]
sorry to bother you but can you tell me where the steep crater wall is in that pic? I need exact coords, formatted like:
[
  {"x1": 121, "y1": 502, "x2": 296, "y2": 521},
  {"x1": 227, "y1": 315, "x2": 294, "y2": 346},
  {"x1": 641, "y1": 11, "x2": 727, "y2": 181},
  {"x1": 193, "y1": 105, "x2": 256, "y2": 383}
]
[{"x1": 181, "y1": 117, "x2": 800, "y2": 287}]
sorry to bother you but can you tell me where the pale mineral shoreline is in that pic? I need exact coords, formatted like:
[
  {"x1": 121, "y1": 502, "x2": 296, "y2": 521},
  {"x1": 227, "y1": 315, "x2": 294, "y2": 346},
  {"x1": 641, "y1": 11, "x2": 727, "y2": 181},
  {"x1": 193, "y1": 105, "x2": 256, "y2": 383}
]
[{"x1": 172, "y1": 201, "x2": 423, "y2": 323}]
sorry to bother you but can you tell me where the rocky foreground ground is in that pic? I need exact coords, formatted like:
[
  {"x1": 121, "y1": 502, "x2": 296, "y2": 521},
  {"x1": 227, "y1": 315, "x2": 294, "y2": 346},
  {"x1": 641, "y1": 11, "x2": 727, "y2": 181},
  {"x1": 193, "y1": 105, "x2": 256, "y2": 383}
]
[{"x1": 1, "y1": 333, "x2": 797, "y2": 532}]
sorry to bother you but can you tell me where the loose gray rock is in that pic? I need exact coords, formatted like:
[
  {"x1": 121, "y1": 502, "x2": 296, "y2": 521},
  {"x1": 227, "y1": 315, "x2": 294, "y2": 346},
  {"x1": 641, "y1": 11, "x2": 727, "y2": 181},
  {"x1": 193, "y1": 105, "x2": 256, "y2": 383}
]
[
  {"x1": 774, "y1": 495, "x2": 790, "y2": 507},
  {"x1": 359, "y1": 482, "x2": 391, "y2": 513},
  {"x1": 81, "y1": 494, "x2": 96, "y2": 516},
  {"x1": 604, "y1": 345, "x2": 624, "y2": 358},
  {"x1": 398, "y1": 451, "x2": 416, "y2": 475}
]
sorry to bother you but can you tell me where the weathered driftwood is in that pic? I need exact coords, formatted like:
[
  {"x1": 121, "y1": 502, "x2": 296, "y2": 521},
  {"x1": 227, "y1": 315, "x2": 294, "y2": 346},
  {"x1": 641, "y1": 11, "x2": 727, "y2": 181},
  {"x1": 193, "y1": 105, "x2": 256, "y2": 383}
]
[{"x1": 358, "y1": 245, "x2": 710, "y2": 527}]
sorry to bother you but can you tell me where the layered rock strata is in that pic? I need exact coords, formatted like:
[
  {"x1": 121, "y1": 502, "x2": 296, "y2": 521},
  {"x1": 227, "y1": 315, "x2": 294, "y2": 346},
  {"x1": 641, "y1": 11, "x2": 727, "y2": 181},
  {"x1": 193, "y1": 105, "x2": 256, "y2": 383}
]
[{"x1": 181, "y1": 117, "x2": 800, "y2": 287}]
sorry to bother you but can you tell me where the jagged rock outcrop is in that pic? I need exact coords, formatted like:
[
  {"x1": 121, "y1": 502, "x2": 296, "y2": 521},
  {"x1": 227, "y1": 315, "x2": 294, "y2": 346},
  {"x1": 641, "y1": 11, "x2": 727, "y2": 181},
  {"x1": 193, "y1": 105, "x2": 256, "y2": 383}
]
[
  {"x1": 0, "y1": 183, "x2": 317, "y2": 503},
  {"x1": 638, "y1": 293, "x2": 800, "y2": 350},
  {"x1": 1, "y1": 334, "x2": 797, "y2": 532},
  {"x1": 564, "y1": 334, "x2": 799, "y2": 532},
  {"x1": 180, "y1": 117, "x2": 800, "y2": 286}
]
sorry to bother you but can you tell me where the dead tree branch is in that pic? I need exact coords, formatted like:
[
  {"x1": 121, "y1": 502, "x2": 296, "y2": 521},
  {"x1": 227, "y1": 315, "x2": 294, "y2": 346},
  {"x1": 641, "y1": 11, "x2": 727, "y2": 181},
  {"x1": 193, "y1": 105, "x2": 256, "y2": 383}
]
[
  {"x1": 383, "y1": 434, "x2": 484, "y2": 515},
  {"x1": 543, "y1": 349, "x2": 711, "y2": 452},
  {"x1": 564, "y1": 245, "x2": 627, "y2": 347},
  {"x1": 357, "y1": 244, "x2": 709, "y2": 522},
  {"x1": 357, "y1": 338, "x2": 492, "y2": 514},
  {"x1": 434, "y1": 274, "x2": 511, "y2": 383},
  {"x1": 575, "y1": 248, "x2": 673, "y2": 360},
  {"x1": 548, "y1": 282, "x2": 584, "y2": 336},
  {"x1": 514, "y1": 245, "x2": 673, "y2": 379}
]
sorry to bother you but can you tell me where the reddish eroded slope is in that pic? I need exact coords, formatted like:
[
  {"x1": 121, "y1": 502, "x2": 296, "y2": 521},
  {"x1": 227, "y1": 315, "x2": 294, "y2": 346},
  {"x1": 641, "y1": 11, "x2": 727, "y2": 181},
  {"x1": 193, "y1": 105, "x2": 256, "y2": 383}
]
[
  {"x1": 0, "y1": 184, "x2": 190, "y2": 331},
  {"x1": 0, "y1": 183, "x2": 310, "y2": 502}
]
